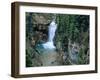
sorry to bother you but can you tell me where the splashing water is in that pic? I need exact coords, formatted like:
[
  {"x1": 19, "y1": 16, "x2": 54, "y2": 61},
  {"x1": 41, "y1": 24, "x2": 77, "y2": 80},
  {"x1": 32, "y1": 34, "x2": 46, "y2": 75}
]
[{"x1": 42, "y1": 20, "x2": 57, "y2": 49}]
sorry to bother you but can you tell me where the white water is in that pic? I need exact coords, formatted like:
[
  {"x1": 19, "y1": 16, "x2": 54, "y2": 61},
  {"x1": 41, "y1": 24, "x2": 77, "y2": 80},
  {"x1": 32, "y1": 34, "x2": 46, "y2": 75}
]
[{"x1": 42, "y1": 20, "x2": 57, "y2": 49}]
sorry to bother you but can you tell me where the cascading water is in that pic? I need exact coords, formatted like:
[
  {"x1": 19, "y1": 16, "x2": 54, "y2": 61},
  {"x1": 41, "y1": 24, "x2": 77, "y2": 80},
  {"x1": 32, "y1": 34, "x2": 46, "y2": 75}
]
[{"x1": 42, "y1": 20, "x2": 57, "y2": 49}]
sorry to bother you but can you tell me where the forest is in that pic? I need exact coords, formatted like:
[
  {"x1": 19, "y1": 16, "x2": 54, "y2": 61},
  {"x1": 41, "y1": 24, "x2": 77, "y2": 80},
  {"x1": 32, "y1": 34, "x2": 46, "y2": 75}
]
[{"x1": 26, "y1": 12, "x2": 89, "y2": 67}]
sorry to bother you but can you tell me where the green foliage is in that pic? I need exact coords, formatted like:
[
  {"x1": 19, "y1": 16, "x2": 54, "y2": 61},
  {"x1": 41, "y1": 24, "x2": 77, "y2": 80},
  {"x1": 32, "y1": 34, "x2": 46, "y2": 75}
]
[{"x1": 26, "y1": 49, "x2": 33, "y2": 67}]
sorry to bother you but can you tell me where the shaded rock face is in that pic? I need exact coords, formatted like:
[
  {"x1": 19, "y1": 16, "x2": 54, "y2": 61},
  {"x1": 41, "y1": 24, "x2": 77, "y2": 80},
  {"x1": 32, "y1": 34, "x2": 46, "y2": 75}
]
[
  {"x1": 32, "y1": 44, "x2": 63, "y2": 67},
  {"x1": 40, "y1": 49, "x2": 62, "y2": 66},
  {"x1": 68, "y1": 42, "x2": 80, "y2": 64}
]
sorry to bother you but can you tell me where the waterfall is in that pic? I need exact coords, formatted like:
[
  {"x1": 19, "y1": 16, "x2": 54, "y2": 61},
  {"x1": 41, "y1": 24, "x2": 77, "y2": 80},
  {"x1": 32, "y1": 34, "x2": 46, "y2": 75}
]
[{"x1": 42, "y1": 20, "x2": 57, "y2": 49}]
